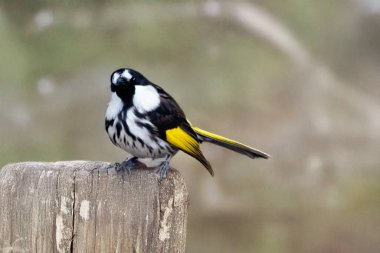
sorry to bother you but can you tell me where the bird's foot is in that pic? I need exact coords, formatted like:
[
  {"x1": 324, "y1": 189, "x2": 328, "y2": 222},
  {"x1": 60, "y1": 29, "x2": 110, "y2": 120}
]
[
  {"x1": 116, "y1": 157, "x2": 138, "y2": 174},
  {"x1": 156, "y1": 157, "x2": 171, "y2": 181}
]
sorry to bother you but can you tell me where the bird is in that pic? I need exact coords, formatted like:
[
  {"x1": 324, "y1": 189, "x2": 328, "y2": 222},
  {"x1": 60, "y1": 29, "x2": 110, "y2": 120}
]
[{"x1": 105, "y1": 68, "x2": 269, "y2": 180}]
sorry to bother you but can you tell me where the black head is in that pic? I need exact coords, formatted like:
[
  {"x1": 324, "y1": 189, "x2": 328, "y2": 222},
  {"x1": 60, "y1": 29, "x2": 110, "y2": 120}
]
[
  {"x1": 110, "y1": 68, "x2": 148, "y2": 92},
  {"x1": 110, "y1": 68, "x2": 150, "y2": 102}
]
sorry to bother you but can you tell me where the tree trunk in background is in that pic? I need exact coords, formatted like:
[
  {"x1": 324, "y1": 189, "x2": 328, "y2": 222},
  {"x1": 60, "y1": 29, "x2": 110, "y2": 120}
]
[{"x1": 0, "y1": 161, "x2": 189, "y2": 253}]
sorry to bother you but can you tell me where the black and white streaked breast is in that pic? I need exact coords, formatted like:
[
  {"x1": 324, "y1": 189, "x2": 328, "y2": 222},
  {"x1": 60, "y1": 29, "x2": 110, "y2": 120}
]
[{"x1": 105, "y1": 86, "x2": 175, "y2": 158}]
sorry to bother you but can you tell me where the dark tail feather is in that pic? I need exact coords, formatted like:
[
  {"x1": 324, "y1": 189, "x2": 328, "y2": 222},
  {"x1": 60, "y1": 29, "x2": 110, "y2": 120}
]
[
  {"x1": 193, "y1": 127, "x2": 270, "y2": 159},
  {"x1": 194, "y1": 153, "x2": 214, "y2": 176}
]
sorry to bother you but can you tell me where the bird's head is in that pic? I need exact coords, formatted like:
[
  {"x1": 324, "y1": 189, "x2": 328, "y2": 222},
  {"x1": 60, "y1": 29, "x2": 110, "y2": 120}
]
[
  {"x1": 110, "y1": 68, "x2": 147, "y2": 93},
  {"x1": 110, "y1": 68, "x2": 150, "y2": 102}
]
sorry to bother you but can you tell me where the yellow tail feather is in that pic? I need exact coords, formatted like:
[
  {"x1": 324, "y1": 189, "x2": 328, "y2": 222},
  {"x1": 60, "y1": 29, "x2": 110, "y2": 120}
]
[{"x1": 192, "y1": 127, "x2": 270, "y2": 159}]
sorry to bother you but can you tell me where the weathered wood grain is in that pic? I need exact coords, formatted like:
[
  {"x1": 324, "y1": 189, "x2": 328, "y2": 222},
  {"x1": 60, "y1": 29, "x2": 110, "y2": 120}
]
[{"x1": 0, "y1": 161, "x2": 189, "y2": 253}]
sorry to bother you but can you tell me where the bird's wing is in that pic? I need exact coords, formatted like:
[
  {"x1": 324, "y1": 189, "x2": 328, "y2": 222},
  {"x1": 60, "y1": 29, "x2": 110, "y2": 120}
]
[
  {"x1": 147, "y1": 86, "x2": 214, "y2": 176},
  {"x1": 165, "y1": 125, "x2": 213, "y2": 176},
  {"x1": 146, "y1": 85, "x2": 188, "y2": 134}
]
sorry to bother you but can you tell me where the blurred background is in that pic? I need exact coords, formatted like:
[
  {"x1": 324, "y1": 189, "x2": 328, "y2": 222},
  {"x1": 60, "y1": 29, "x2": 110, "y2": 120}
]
[{"x1": 1, "y1": 0, "x2": 380, "y2": 252}]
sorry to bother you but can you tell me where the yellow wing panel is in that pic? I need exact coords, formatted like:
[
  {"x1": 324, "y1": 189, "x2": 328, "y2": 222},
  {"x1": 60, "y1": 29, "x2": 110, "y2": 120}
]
[
  {"x1": 166, "y1": 126, "x2": 200, "y2": 156},
  {"x1": 166, "y1": 126, "x2": 214, "y2": 176}
]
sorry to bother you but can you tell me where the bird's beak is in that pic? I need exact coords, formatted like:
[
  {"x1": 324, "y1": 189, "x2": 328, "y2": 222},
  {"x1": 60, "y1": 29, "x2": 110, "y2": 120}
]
[{"x1": 111, "y1": 76, "x2": 124, "y2": 92}]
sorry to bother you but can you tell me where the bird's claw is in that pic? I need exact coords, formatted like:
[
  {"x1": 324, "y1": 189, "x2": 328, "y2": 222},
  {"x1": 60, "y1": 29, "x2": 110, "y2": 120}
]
[
  {"x1": 156, "y1": 159, "x2": 170, "y2": 181},
  {"x1": 116, "y1": 157, "x2": 138, "y2": 174}
]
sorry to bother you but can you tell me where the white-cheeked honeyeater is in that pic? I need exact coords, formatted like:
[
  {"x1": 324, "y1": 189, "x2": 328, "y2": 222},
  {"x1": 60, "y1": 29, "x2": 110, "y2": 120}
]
[{"x1": 105, "y1": 68, "x2": 269, "y2": 179}]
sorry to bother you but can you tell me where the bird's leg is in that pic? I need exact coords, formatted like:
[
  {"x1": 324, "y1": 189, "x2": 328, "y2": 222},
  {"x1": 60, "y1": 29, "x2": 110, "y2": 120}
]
[
  {"x1": 156, "y1": 155, "x2": 172, "y2": 180},
  {"x1": 116, "y1": 156, "x2": 138, "y2": 173}
]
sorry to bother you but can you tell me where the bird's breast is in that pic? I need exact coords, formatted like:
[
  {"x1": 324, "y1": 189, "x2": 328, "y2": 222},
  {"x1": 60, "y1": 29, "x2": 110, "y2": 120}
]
[
  {"x1": 106, "y1": 108, "x2": 175, "y2": 158},
  {"x1": 105, "y1": 93, "x2": 124, "y2": 120}
]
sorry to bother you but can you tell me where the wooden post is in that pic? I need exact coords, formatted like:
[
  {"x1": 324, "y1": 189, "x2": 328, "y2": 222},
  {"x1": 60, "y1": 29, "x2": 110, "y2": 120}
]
[{"x1": 0, "y1": 161, "x2": 189, "y2": 253}]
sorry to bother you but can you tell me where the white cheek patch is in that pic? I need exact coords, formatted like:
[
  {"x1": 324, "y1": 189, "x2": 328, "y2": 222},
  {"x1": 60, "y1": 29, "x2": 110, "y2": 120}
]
[
  {"x1": 133, "y1": 85, "x2": 160, "y2": 112},
  {"x1": 105, "y1": 93, "x2": 124, "y2": 120},
  {"x1": 122, "y1": 69, "x2": 133, "y2": 81}
]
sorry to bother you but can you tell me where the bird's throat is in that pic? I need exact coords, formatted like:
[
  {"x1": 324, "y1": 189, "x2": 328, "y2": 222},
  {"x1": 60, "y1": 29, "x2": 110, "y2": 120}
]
[{"x1": 116, "y1": 85, "x2": 135, "y2": 108}]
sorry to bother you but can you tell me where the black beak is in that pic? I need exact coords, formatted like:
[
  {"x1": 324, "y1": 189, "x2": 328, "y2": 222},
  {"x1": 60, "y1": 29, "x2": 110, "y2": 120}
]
[{"x1": 111, "y1": 76, "x2": 125, "y2": 92}]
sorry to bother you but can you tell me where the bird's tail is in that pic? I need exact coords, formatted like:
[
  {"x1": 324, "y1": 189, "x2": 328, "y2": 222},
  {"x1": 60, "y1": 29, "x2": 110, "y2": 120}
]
[{"x1": 192, "y1": 127, "x2": 270, "y2": 159}]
